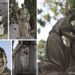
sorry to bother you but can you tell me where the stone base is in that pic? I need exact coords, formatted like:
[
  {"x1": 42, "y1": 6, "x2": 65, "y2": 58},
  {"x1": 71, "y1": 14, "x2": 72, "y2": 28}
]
[{"x1": 16, "y1": 71, "x2": 35, "y2": 75}]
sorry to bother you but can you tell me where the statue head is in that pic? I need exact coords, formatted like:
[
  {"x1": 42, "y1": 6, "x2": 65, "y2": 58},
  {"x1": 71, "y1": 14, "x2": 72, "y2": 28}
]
[
  {"x1": 21, "y1": 3, "x2": 27, "y2": 9},
  {"x1": 21, "y1": 4, "x2": 24, "y2": 8},
  {"x1": 20, "y1": 45, "x2": 29, "y2": 56},
  {"x1": 0, "y1": 47, "x2": 7, "y2": 73},
  {"x1": 52, "y1": 17, "x2": 72, "y2": 36}
]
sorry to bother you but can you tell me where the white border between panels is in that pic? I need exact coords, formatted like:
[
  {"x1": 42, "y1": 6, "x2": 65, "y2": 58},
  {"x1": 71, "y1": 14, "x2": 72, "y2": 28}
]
[{"x1": 8, "y1": 0, "x2": 9, "y2": 40}]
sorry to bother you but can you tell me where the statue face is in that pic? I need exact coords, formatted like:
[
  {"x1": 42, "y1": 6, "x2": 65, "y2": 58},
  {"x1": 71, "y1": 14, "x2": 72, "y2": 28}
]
[
  {"x1": 0, "y1": 58, "x2": 3, "y2": 66},
  {"x1": 0, "y1": 57, "x2": 5, "y2": 74}
]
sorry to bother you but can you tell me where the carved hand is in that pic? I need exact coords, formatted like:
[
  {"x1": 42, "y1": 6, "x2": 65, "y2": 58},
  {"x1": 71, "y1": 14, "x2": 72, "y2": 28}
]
[{"x1": 63, "y1": 32, "x2": 75, "y2": 40}]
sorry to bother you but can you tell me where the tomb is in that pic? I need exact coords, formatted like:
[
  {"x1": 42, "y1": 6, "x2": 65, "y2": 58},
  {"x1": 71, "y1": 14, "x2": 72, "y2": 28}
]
[{"x1": 13, "y1": 41, "x2": 36, "y2": 75}]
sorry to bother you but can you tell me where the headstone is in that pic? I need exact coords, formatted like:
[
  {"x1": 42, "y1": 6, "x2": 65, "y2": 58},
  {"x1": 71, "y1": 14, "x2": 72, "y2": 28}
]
[
  {"x1": 13, "y1": 41, "x2": 36, "y2": 75},
  {"x1": 10, "y1": 23, "x2": 20, "y2": 39}
]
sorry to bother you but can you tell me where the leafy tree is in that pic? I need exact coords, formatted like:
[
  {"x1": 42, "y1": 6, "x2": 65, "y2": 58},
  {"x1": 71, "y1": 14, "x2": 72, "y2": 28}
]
[
  {"x1": 24, "y1": 0, "x2": 36, "y2": 29},
  {"x1": 38, "y1": 40, "x2": 46, "y2": 61},
  {"x1": 24, "y1": 0, "x2": 36, "y2": 38},
  {"x1": 9, "y1": 0, "x2": 19, "y2": 23},
  {"x1": 37, "y1": 0, "x2": 75, "y2": 34}
]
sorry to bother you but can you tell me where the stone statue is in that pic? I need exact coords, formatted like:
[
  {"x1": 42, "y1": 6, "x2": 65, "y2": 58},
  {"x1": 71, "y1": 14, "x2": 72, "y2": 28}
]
[
  {"x1": 20, "y1": 4, "x2": 30, "y2": 21},
  {"x1": 0, "y1": 47, "x2": 10, "y2": 75},
  {"x1": 18, "y1": 4, "x2": 31, "y2": 39},
  {"x1": 39, "y1": 16, "x2": 75, "y2": 75},
  {"x1": 0, "y1": 14, "x2": 4, "y2": 36},
  {"x1": 20, "y1": 45, "x2": 29, "y2": 71},
  {"x1": 70, "y1": 20, "x2": 75, "y2": 59}
]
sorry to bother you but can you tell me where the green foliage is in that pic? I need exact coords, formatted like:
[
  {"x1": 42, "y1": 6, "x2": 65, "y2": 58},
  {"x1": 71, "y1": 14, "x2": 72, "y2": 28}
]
[
  {"x1": 38, "y1": 40, "x2": 46, "y2": 49},
  {"x1": 37, "y1": 0, "x2": 66, "y2": 30},
  {"x1": 38, "y1": 28, "x2": 41, "y2": 34},
  {"x1": 38, "y1": 40, "x2": 46, "y2": 61},
  {"x1": 25, "y1": 0, "x2": 36, "y2": 18},
  {"x1": 38, "y1": 49, "x2": 45, "y2": 61},
  {"x1": 61, "y1": 7, "x2": 65, "y2": 14},
  {"x1": 45, "y1": 0, "x2": 51, "y2": 5},
  {"x1": 38, "y1": 19, "x2": 46, "y2": 27},
  {"x1": 10, "y1": 0, "x2": 19, "y2": 22},
  {"x1": 25, "y1": 0, "x2": 36, "y2": 37},
  {"x1": 68, "y1": 0, "x2": 75, "y2": 16},
  {"x1": 38, "y1": 9, "x2": 43, "y2": 14},
  {"x1": 37, "y1": 0, "x2": 75, "y2": 34},
  {"x1": 51, "y1": 6, "x2": 58, "y2": 16},
  {"x1": 43, "y1": 14, "x2": 51, "y2": 22},
  {"x1": 68, "y1": 0, "x2": 75, "y2": 8}
]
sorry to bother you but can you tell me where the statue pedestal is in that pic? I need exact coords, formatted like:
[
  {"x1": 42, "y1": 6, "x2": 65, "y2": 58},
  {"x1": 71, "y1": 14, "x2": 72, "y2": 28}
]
[
  {"x1": 10, "y1": 23, "x2": 20, "y2": 39},
  {"x1": 16, "y1": 70, "x2": 35, "y2": 75}
]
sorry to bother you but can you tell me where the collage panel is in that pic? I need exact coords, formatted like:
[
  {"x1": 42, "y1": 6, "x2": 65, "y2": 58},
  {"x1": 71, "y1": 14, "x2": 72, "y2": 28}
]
[
  {"x1": 37, "y1": 0, "x2": 75, "y2": 75},
  {"x1": 12, "y1": 40, "x2": 37, "y2": 75},
  {"x1": 0, "y1": 41, "x2": 11, "y2": 75},
  {"x1": 9, "y1": 0, "x2": 36, "y2": 39},
  {"x1": 0, "y1": 0, "x2": 8, "y2": 39}
]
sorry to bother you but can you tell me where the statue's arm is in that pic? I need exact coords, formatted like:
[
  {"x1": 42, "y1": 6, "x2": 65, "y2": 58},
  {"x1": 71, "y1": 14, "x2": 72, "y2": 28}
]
[{"x1": 63, "y1": 32, "x2": 75, "y2": 40}]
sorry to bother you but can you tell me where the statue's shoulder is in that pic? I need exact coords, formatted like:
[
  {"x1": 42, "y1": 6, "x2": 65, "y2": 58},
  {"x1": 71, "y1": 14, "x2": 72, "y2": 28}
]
[{"x1": 3, "y1": 67, "x2": 11, "y2": 75}]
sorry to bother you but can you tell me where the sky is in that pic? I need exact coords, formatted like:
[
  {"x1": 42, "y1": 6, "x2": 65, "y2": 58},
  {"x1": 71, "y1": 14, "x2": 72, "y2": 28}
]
[
  {"x1": 37, "y1": 0, "x2": 56, "y2": 41},
  {"x1": 37, "y1": 0, "x2": 63, "y2": 42},
  {"x1": 0, "y1": 41, "x2": 12, "y2": 70}
]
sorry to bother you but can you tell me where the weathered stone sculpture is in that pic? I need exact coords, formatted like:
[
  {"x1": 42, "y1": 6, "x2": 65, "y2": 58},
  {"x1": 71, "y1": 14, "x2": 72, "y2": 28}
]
[
  {"x1": 10, "y1": 23, "x2": 20, "y2": 39},
  {"x1": 39, "y1": 16, "x2": 75, "y2": 75},
  {"x1": 0, "y1": 15, "x2": 4, "y2": 36},
  {"x1": 13, "y1": 41, "x2": 36, "y2": 75},
  {"x1": 0, "y1": 0, "x2": 8, "y2": 39},
  {"x1": 20, "y1": 45, "x2": 29, "y2": 71},
  {"x1": 70, "y1": 20, "x2": 75, "y2": 67},
  {"x1": 0, "y1": 47, "x2": 10, "y2": 75},
  {"x1": 19, "y1": 4, "x2": 31, "y2": 39}
]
